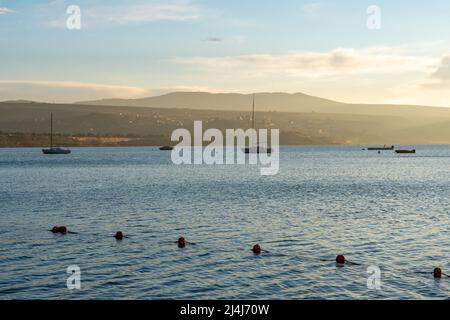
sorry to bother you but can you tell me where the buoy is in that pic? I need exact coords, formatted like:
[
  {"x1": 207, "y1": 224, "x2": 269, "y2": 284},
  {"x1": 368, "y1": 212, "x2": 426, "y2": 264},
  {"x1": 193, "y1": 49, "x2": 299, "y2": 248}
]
[
  {"x1": 433, "y1": 268, "x2": 442, "y2": 278},
  {"x1": 177, "y1": 237, "x2": 186, "y2": 248},
  {"x1": 50, "y1": 226, "x2": 67, "y2": 234},
  {"x1": 336, "y1": 255, "x2": 346, "y2": 264},
  {"x1": 114, "y1": 231, "x2": 124, "y2": 240},
  {"x1": 252, "y1": 244, "x2": 262, "y2": 254}
]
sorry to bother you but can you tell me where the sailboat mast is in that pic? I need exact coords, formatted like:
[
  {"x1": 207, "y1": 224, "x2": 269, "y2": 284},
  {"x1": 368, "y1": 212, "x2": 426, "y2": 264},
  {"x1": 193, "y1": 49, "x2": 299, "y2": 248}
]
[
  {"x1": 252, "y1": 94, "x2": 255, "y2": 129},
  {"x1": 50, "y1": 113, "x2": 53, "y2": 148}
]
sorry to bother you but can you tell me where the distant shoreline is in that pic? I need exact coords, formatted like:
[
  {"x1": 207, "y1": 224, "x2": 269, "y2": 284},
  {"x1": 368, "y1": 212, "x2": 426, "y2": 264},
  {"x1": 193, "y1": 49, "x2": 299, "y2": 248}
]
[
  {"x1": 0, "y1": 132, "x2": 171, "y2": 148},
  {"x1": 0, "y1": 131, "x2": 339, "y2": 147},
  {"x1": 1, "y1": 133, "x2": 450, "y2": 148}
]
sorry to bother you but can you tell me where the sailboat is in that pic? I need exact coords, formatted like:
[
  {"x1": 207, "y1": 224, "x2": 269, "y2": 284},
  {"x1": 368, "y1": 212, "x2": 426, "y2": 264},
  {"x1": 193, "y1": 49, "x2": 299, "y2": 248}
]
[
  {"x1": 244, "y1": 94, "x2": 272, "y2": 154},
  {"x1": 42, "y1": 113, "x2": 71, "y2": 154}
]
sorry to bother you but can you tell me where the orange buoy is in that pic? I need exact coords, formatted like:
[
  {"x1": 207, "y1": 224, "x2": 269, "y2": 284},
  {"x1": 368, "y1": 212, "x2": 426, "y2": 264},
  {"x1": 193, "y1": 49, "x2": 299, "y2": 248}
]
[
  {"x1": 114, "y1": 231, "x2": 124, "y2": 240},
  {"x1": 252, "y1": 244, "x2": 262, "y2": 254},
  {"x1": 336, "y1": 255, "x2": 346, "y2": 264},
  {"x1": 433, "y1": 268, "x2": 442, "y2": 278},
  {"x1": 177, "y1": 237, "x2": 186, "y2": 248}
]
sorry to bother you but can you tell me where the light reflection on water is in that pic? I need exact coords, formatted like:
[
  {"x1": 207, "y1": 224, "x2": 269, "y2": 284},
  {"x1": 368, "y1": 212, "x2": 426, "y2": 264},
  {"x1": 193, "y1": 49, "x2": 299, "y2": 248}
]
[{"x1": 0, "y1": 146, "x2": 448, "y2": 299}]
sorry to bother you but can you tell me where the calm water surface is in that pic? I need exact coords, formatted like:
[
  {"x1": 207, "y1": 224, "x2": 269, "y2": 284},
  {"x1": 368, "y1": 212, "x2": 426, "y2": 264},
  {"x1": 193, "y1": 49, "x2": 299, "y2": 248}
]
[{"x1": 0, "y1": 146, "x2": 448, "y2": 299}]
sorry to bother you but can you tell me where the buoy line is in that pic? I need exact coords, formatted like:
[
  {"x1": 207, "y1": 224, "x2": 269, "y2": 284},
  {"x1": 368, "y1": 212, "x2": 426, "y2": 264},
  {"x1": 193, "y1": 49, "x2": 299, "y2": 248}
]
[{"x1": 48, "y1": 227, "x2": 448, "y2": 279}]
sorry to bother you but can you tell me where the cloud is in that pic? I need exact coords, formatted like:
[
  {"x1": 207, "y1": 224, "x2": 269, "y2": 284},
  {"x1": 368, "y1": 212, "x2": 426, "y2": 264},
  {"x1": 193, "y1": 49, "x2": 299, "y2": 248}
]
[
  {"x1": 175, "y1": 47, "x2": 437, "y2": 79},
  {"x1": 422, "y1": 55, "x2": 450, "y2": 89},
  {"x1": 204, "y1": 36, "x2": 222, "y2": 42},
  {"x1": 0, "y1": 7, "x2": 14, "y2": 15},
  {"x1": 145, "y1": 85, "x2": 214, "y2": 97},
  {"x1": 203, "y1": 35, "x2": 247, "y2": 44},
  {"x1": 46, "y1": 0, "x2": 201, "y2": 28},
  {"x1": 93, "y1": 1, "x2": 200, "y2": 24},
  {"x1": 300, "y1": 2, "x2": 325, "y2": 15},
  {"x1": 0, "y1": 81, "x2": 150, "y2": 103}
]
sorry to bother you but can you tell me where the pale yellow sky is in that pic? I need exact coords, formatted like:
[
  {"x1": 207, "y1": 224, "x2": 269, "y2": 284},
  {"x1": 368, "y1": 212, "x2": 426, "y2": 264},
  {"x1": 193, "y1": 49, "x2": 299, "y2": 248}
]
[{"x1": 1, "y1": 1, "x2": 450, "y2": 107}]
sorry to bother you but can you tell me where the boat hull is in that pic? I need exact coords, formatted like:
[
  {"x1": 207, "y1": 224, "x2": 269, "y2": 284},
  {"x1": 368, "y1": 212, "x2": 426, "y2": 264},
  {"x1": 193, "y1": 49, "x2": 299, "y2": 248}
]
[
  {"x1": 367, "y1": 146, "x2": 394, "y2": 151},
  {"x1": 395, "y1": 150, "x2": 416, "y2": 154},
  {"x1": 42, "y1": 148, "x2": 71, "y2": 154}
]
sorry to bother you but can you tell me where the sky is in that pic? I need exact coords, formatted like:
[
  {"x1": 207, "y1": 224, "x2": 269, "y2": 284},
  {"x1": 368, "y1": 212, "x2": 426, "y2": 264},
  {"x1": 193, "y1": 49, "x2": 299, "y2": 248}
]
[{"x1": 1, "y1": 0, "x2": 450, "y2": 106}]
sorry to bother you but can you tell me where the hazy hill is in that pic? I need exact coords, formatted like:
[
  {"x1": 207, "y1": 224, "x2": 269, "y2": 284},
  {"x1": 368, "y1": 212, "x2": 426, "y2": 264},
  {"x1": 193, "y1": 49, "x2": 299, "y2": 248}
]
[
  {"x1": 76, "y1": 92, "x2": 343, "y2": 112},
  {"x1": 2, "y1": 91, "x2": 450, "y2": 145},
  {"x1": 76, "y1": 92, "x2": 450, "y2": 122}
]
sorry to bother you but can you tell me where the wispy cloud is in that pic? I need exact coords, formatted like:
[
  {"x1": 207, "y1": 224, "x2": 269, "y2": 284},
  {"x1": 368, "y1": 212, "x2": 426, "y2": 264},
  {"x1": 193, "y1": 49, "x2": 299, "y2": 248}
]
[
  {"x1": 147, "y1": 85, "x2": 214, "y2": 96},
  {"x1": 0, "y1": 81, "x2": 150, "y2": 103},
  {"x1": 422, "y1": 55, "x2": 450, "y2": 89},
  {"x1": 201, "y1": 36, "x2": 247, "y2": 44},
  {"x1": 175, "y1": 47, "x2": 437, "y2": 79},
  {"x1": 105, "y1": 2, "x2": 200, "y2": 24},
  {"x1": 300, "y1": 2, "x2": 325, "y2": 15},
  {"x1": 204, "y1": 36, "x2": 222, "y2": 42},
  {"x1": 0, "y1": 7, "x2": 14, "y2": 15},
  {"x1": 46, "y1": 0, "x2": 202, "y2": 28}
]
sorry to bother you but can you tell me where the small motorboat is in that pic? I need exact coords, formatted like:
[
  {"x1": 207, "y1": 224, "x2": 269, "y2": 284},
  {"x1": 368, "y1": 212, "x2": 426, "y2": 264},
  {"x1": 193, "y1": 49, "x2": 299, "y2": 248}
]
[
  {"x1": 395, "y1": 149, "x2": 416, "y2": 154},
  {"x1": 42, "y1": 147, "x2": 71, "y2": 154},
  {"x1": 159, "y1": 146, "x2": 174, "y2": 151}
]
